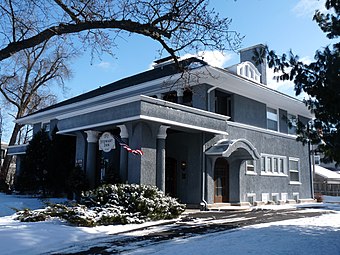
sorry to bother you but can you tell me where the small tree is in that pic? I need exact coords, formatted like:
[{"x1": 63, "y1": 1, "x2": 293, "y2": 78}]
[
  {"x1": 16, "y1": 130, "x2": 51, "y2": 194},
  {"x1": 47, "y1": 127, "x2": 76, "y2": 196},
  {"x1": 0, "y1": 39, "x2": 73, "y2": 190}
]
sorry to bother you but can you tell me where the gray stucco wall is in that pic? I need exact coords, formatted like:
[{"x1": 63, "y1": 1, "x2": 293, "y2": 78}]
[
  {"x1": 223, "y1": 124, "x2": 312, "y2": 203},
  {"x1": 192, "y1": 84, "x2": 209, "y2": 111},
  {"x1": 233, "y1": 94, "x2": 267, "y2": 128}
]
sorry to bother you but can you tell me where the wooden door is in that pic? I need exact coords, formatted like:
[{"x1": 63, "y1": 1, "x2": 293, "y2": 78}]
[{"x1": 214, "y1": 158, "x2": 229, "y2": 203}]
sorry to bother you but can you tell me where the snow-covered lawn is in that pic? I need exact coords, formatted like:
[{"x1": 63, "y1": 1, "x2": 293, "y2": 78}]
[{"x1": 0, "y1": 193, "x2": 340, "y2": 255}]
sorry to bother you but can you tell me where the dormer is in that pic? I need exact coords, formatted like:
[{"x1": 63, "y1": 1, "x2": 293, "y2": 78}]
[{"x1": 227, "y1": 61, "x2": 261, "y2": 83}]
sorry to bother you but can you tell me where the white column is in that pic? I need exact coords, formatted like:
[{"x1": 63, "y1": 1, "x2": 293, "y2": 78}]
[{"x1": 117, "y1": 125, "x2": 129, "y2": 183}]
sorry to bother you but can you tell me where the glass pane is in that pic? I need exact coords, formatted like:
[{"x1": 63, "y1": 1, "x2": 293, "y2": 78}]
[
  {"x1": 279, "y1": 158, "x2": 284, "y2": 173},
  {"x1": 267, "y1": 157, "x2": 272, "y2": 172},
  {"x1": 273, "y1": 158, "x2": 278, "y2": 172},
  {"x1": 289, "y1": 160, "x2": 298, "y2": 171},
  {"x1": 246, "y1": 160, "x2": 255, "y2": 171},
  {"x1": 267, "y1": 119, "x2": 278, "y2": 131},
  {"x1": 267, "y1": 108, "x2": 277, "y2": 120},
  {"x1": 290, "y1": 171, "x2": 299, "y2": 182},
  {"x1": 261, "y1": 157, "x2": 266, "y2": 171}
]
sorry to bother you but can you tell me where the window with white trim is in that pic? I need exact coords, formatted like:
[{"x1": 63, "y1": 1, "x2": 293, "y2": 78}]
[
  {"x1": 293, "y1": 192, "x2": 300, "y2": 202},
  {"x1": 247, "y1": 193, "x2": 256, "y2": 204},
  {"x1": 267, "y1": 107, "x2": 278, "y2": 131},
  {"x1": 272, "y1": 193, "x2": 279, "y2": 203},
  {"x1": 314, "y1": 155, "x2": 321, "y2": 165},
  {"x1": 245, "y1": 160, "x2": 256, "y2": 173},
  {"x1": 289, "y1": 157, "x2": 300, "y2": 182},
  {"x1": 262, "y1": 193, "x2": 269, "y2": 203},
  {"x1": 261, "y1": 154, "x2": 287, "y2": 175},
  {"x1": 281, "y1": 193, "x2": 288, "y2": 202}
]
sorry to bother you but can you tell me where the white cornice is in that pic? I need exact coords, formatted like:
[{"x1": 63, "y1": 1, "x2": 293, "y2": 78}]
[
  {"x1": 16, "y1": 72, "x2": 185, "y2": 125},
  {"x1": 228, "y1": 121, "x2": 297, "y2": 140}
]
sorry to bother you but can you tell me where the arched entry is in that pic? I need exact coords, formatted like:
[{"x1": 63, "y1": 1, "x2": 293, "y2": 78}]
[{"x1": 214, "y1": 157, "x2": 229, "y2": 203}]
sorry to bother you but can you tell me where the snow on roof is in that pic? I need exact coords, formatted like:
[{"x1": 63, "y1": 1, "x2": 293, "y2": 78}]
[{"x1": 315, "y1": 165, "x2": 340, "y2": 180}]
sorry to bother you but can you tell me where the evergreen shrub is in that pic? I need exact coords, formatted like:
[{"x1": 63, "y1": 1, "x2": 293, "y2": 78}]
[{"x1": 15, "y1": 184, "x2": 186, "y2": 227}]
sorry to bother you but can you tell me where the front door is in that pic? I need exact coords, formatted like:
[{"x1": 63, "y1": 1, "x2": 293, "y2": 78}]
[{"x1": 214, "y1": 157, "x2": 229, "y2": 203}]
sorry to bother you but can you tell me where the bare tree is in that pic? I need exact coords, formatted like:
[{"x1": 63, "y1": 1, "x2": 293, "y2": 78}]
[
  {"x1": 0, "y1": 0, "x2": 242, "y2": 65},
  {"x1": 0, "y1": 39, "x2": 72, "y2": 187}
]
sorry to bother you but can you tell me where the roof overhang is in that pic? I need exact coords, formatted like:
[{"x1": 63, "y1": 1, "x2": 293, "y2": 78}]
[
  {"x1": 7, "y1": 144, "x2": 28, "y2": 156},
  {"x1": 55, "y1": 95, "x2": 229, "y2": 135},
  {"x1": 205, "y1": 139, "x2": 260, "y2": 161},
  {"x1": 315, "y1": 165, "x2": 340, "y2": 182}
]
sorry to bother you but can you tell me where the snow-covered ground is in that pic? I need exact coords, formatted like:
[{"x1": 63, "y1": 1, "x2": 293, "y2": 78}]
[{"x1": 0, "y1": 193, "x2": 339, "y2": 255}]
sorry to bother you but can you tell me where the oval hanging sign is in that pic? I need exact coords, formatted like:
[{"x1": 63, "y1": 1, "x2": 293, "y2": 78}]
[{"x1": 99, "y1": 132, "x2": 116, "y2": 152}]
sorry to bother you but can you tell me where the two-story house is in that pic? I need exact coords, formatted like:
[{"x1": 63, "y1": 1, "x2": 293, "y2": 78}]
[{"x1": 10, "y1": 44, "x2": 313, "y2": 207}]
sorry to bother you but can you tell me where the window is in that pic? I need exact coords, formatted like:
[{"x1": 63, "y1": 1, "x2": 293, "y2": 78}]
[
  {"x1": 267, "y1": 107, "x2": 278, "y2": 131},
  {"x1": 247, "y1": 193, "x2": 256, "y2": 204},
  {"x1": 266, "y1": 157, "x2": 272, "y2": 172},
  {"x1": 289, "y1": 158, "x2": 300, "y2": 183},
  {"x1": 261, "y1": 154, "x2": 287, "y2": 176},
  {"x1": 281, "y1": 193, "x2": 288, "y2": 202},
  {"x1": 272, "y1": 193, "x2": 279, "y2": 203},
  {"x1": 262, "y1": 193, "x2": 269, "y2": 203},
  {"x1": 273, "y1": 158, "x2": 278, "y2": 173},
  {"x1": 288, "y1": 114, "x2": 297, "y2": 135},
  {"x1": 215, "y1": 90, "x2": 232, "y2": 119},
  {"x1": 163, "y1": 91, "x2": 178, "y2": 103},
  {"x1": 183, "y1": 88, "x2": 193, "y2": 106},
  {"x1": 43, "y1": 123, "x2": 50, "y2": 132},
  {"x1": 314, "y1": 155, "x2": 321, "y2": 165},
  {"x1": 246, "y1": 160, "x2": 256, "y2": 174}
]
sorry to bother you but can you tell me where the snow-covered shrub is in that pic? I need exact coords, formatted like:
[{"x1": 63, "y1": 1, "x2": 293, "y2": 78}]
[
  {"x1": 15, "y1": 184, "x2": 186, "y2": 227},
  {"x1": 80, "y1": 184, "x2": 186, "y2": 222}
]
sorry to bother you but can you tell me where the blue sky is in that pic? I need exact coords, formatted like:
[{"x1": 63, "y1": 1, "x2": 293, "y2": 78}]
[
  {"x1": 1, "y1": 0, "x2": 331, "y2": 143},
  {"x1": 62, "y1": 0, "x2": 329, "y2": 100}
]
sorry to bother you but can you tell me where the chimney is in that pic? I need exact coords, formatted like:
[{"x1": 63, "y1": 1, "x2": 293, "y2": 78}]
[{"x1": 239, "y1": 44, "x2": 267, "y2": 85}]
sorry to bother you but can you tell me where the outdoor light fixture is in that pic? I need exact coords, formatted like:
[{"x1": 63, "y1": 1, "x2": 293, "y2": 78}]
[{"x1": 180, "y1": 161, "x2": 187, "y2": 170}]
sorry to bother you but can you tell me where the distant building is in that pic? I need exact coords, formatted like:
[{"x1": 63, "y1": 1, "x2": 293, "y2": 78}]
[{"x1": 9, "y1": 44, "x2": 315, "y2": 207}]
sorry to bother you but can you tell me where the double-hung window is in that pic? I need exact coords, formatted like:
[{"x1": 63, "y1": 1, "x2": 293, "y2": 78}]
[
  {"x1": 267, "y1": 107, "x2": 278, "y2": 131},
  {"x1": 289, "y1": 157, "x2": 300, "y2": 183}
]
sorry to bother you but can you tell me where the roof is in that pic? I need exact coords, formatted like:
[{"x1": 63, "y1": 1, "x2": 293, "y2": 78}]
[
  {"x1": 16, "y1": 55, "x2": 311, "y2": 124},
  {"x1": 315, "y1": 165, "x2": 340, "y2": 180},
  {"x1": 30, "y1": 57, "x2": 207, "y2": 116}
]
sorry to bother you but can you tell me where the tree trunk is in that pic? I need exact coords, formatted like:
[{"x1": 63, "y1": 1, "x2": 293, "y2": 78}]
[{"x1": 0, "y1": 123, "x2": 22, "y2": 190}]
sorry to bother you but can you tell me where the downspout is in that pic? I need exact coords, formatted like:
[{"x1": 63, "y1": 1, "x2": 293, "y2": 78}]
[
  {"x1": 201, "y1": 132, "x2": 208, "y2": 211},
  {"x1": 207, "y1": 86, "x2": 217, "y2": 112},
  {"x1": 309, "y1": 142, "x2": 315, "y2": 199}
]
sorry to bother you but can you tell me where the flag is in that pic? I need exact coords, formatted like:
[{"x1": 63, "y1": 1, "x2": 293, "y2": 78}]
[{"x1": 113, "y1": 135, "x2": 144, "y2": 156}]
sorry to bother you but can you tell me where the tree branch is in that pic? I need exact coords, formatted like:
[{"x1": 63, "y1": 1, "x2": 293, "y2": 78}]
[{"x1": 0, "y1": 19, "x2": 171, "y2": 61}]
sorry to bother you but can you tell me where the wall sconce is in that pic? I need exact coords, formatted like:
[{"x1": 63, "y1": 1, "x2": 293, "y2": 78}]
[{"x1": 180, "y1": 161, "x2": 187, "y2": 170}]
